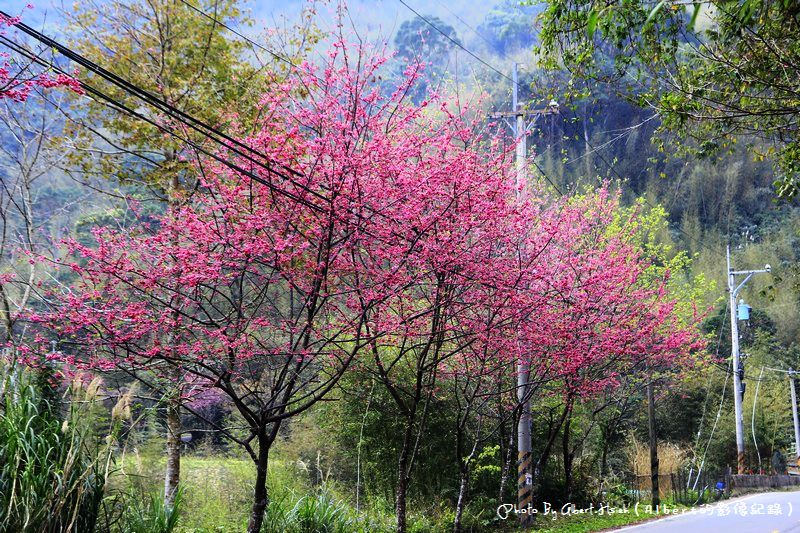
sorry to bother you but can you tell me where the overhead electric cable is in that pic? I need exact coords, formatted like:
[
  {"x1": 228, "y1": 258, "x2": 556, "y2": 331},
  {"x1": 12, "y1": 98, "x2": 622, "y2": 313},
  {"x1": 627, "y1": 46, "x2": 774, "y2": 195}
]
[
  {"x1": 564, "y1": 108, "x2": 733, "y2": 262},
  {"x1": 177, "y1": 0, "x2": 567, "y2": 199},
  {"x1": 0, "y1": 35, "x2": 324, "y2": 212},
  {"x1": 0, "y1": 36, "x2": 422, "y2": 248},
  {"x1": 752, "y1": 365, "x2": 764, "y2": 471},
  {"x1": 1, "y1": 26, "x2": 543, "y2": 256},
  {"x1": 395, "y1": 0, "x2": 517, "y2": 87},
  {"x1": 431, "y1": 0, "x2": 494, "y2": 49},
  {"x1": 0, "y1": 12, "x2": 330, "y2": 206},
  {"x1": 693, "y1": 358, "x2": 731, "y2": 489},
  {"x1": 176, "y1": 0, "x2": 302, "y2": 70},
  {"x1": 155, "y1": 3, "x2": 572, "y2": 207},
  {"x1": 393, "y1": 0, "x2": 747, "y2": 266}
]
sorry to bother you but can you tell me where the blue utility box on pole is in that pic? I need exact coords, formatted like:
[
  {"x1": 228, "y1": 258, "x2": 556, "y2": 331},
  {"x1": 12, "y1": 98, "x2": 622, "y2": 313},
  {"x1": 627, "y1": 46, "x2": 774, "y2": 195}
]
[{"x1": 737, "y1": 299, "x2": 751, "y2": 321}]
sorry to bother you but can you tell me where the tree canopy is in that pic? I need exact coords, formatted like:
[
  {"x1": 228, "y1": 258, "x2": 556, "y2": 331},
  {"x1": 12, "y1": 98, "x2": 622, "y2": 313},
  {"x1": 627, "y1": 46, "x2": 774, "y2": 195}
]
[{"x1": 535, "y1": 0, "x2": 800, "y2": 200}]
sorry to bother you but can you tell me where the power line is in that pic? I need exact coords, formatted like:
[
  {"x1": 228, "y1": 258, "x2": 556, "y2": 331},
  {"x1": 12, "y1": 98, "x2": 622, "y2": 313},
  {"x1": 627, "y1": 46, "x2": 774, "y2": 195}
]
[
  {"x1": 11, "y1": 13, "x2": 503, "y2": 255},
  {"x1": 561, "y1": 115, "x2": 658, "y2": 167},
  {"x1": 172, "y1": 1, "x2": 568, "y2": 200},
  {"x1": 2, "y1": 20, "x2": 541, "y2": 252},
  {"x1": 0, "y1": 13, "x2": 338, "y2": 212},
  {"x1": 176, "y1": 0, "x2": 301, "y2": 71},
  {"x1": 751, "y1": 364, "x2": 764, "y2": 471},
  {"x1": 392, "y1": 1, "x2": 599, "y2": 198},
  {"x1": 693, "y1": 358, "x2": 729, "y2": 488},
  {"x1": 0, "y1": 35, "x2": 433, "y2": 248},
  {"x1": 182, "y1": 0, "x2": 743, "y2": 272},
  {"x1": 394, "y1": 0, "x2": 555, "y2": 120},
  {"x1": 691, "y1": 299, "x2": 729, "y2": 462},
  {"x1": 179, "y1": 0, "x2": 565, "y2": 199},
  {"x1": 527, "y1": 154, "x2": 565, "y2": 196},
  {"x1": 562, "y1": 108, "x2": 733, "y2": 263},
  {"x1": 0, "y1": 35, "x2": 323, "y2": 212},
  {"x1": 401, "y1": 0, "x2": 791, "y2": 470},
  {"x1": 395, "y1": 0, "x2": 517, "y2": 88},
  {"x1": 431, "y1": 0, "x2": 494, "y2": 50},
  {"x1": 399, "y1": 2, "x2": 736, "y2": 289}
]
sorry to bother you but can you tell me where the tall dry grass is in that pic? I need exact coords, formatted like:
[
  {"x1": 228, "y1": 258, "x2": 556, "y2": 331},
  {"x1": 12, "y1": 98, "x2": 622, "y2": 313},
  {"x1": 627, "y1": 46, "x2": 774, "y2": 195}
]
[{"x1": 627, "y1": 435, "x2": 687, "y2": 476}]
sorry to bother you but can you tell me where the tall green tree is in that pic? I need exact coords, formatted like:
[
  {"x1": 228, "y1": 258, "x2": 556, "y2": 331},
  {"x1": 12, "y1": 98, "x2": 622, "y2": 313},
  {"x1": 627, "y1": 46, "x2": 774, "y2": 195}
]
[
  {"x1": 61, "y1": 0, "x2": 272, "y2": 194},
  {"x1": 58, "y1": 0, "x2": 318, "y2": 506},
  {"x1": 535, "y1": 0, "x2": 800, "y2": 200},
  {"x1": 394, "y1": 15, "x2": 459, "y2": 102}
]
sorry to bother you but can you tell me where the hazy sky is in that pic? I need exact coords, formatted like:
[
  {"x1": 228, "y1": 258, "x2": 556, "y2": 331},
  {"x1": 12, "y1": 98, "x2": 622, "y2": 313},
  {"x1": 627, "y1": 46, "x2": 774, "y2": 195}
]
[
  {"x1": 252, "y1": 0, "x2": 488, "y2": 34},
  {"x1": 3, "y1": 0, "x2": 497, "y2": 46}
]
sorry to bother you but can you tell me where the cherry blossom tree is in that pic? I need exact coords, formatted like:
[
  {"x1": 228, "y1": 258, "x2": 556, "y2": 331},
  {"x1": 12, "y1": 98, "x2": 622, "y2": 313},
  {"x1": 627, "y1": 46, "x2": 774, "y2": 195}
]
[
  {"x1": 29, "y1": 39, "x2": 531, "y2": 533},
  {"x1": 339, "y1": 120, "x2": 543, "y2": 532},
  {"x1": 513, "y1": 190, "x2": 706, "y2": 502},
  {"x1": 24, "y1": 28, "x2": 708, "y2": 531},
  {"x1": 440, "y1": 189, "x2": 704, "y2": 528}
]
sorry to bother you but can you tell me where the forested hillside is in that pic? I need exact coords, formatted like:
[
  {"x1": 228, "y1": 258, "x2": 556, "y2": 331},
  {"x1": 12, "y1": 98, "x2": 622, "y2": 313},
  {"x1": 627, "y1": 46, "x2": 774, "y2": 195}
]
[{"x1": 1, "y1": 1, "x2": 799, "y2": 533}]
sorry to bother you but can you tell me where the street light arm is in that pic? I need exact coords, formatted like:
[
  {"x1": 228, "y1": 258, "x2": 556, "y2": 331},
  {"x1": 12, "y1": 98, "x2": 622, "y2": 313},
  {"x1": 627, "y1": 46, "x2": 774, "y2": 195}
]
[
  {"x1": 731, "y1": 269, "x2": 770, "y2": 275},
  {"x1": 733, "y1": 272, "x2": 755, "y2": 297}
]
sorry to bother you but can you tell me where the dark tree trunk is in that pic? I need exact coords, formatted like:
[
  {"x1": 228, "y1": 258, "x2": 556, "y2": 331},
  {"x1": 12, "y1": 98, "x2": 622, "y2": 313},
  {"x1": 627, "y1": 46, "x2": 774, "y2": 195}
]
[
  {"x1": 562, "y1": 413, "x2": 574, "y2": 500},
  {"x1": 247, "y1": 436, "x2": 271, "y2": 533},
  {"x1": 395, "y1": 419, "x2": 415, "y2": 533},
  {"x1": 647, "y1": 381, "x2": 660, "y2": 508},
  {"x1": 395, "y1": 463, "x2": 409, "y2": 532},
  {"x1": 164, "y1": 168, "x2": 182, "y2": 509},
  {"x1": 600, "y1": 427, "x2": 610, "y2": 478},
  {"x1": 532, "y1": 400, "x2": 572, "y2": 502},
  {"x1": 164, "y1": 393, "x2": 181, "y2": 507}
]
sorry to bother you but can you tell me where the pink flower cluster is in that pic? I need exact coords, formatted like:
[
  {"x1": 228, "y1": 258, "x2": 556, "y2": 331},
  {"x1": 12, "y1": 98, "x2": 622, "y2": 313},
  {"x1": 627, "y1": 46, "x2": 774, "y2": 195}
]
[
  {"x1": 0, "y1": 12, "x2": 84, "y2": 102},
  {"x1": 29, "y1": 39, "x2": 705, "y2": 403}
]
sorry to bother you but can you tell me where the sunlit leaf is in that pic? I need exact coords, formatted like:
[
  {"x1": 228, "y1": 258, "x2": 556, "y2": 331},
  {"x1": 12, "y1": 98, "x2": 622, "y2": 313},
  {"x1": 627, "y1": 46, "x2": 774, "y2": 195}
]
[
  {"x1": 687, "y1": 3, "x2": 701, "y2": 31},
  {"x1": 587, "y1": 8, "x2": 599, "y2": 37}
]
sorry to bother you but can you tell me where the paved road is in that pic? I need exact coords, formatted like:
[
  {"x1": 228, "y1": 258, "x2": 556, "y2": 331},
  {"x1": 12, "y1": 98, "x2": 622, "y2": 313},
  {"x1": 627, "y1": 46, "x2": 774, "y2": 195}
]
[{"x1": 616, "y1": 490, "x2": 800, "y2": 532}]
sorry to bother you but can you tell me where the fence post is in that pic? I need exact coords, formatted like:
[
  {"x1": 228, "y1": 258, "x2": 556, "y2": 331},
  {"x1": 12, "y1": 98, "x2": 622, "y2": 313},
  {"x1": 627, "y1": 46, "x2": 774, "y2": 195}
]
[
  {"x1": 670, "y1": 473, "x2": 676, "y2": 504},
  {"x1": 726, "y1": 467, "x2": 732, "y2": 496}
]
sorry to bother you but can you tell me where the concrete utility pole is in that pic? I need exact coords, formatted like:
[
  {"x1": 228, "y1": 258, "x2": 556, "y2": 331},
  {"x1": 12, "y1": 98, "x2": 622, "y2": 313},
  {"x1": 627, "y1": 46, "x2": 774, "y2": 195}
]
[
  {"x1": 727, "y1": 244, "x2": 771, "y2": 474},
  {"x1": 511, "y1": 64, "x2": 533, "y2": 525},
  {"x1": 790, "y1": 371, "x2": 800, "y2": 468},
  {"x1": 493, "y1": 64, "x2": 558, "y2": 526}
]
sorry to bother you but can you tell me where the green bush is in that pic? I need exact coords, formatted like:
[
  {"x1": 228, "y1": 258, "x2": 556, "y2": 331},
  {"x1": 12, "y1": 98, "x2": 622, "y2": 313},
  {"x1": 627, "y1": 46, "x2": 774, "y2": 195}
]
[
  {"x1": 120, "y1": 486, "x2": 183, "y2": 533},
  {"x1": 290, "y1": 490, "x2": 352, "y2": 533},
  {"x1": 261, "y1": 489, "x2": 353, "y2": 533}
]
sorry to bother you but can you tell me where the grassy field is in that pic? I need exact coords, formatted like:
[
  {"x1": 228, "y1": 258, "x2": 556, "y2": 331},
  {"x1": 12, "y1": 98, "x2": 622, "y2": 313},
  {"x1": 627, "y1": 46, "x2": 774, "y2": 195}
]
[
  {"x1": 115, "y1": 451, "x2": 399, "y2": 532},
  {"x1": 114, "y1": 451, "x2": 689, "y2": 532},
  {"x1": 116, "y1": 453, "x2": 254, "y2": 531}
]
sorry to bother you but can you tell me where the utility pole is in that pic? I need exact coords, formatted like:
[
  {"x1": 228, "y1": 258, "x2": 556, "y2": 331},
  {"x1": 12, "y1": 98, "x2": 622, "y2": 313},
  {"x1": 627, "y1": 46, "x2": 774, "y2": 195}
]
[
  {"x1": 493, "y1": 64, "x2": 558, "y2": 526},
  {"x1": 512, "y1": 64, "x2": 533, "y2": 526},
  {"x1": 727, "y1": 244, "x2": 771, "y2": 474},
  {"x1": 790, "y1": 371, "x2": 800, "y2": 468}
]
